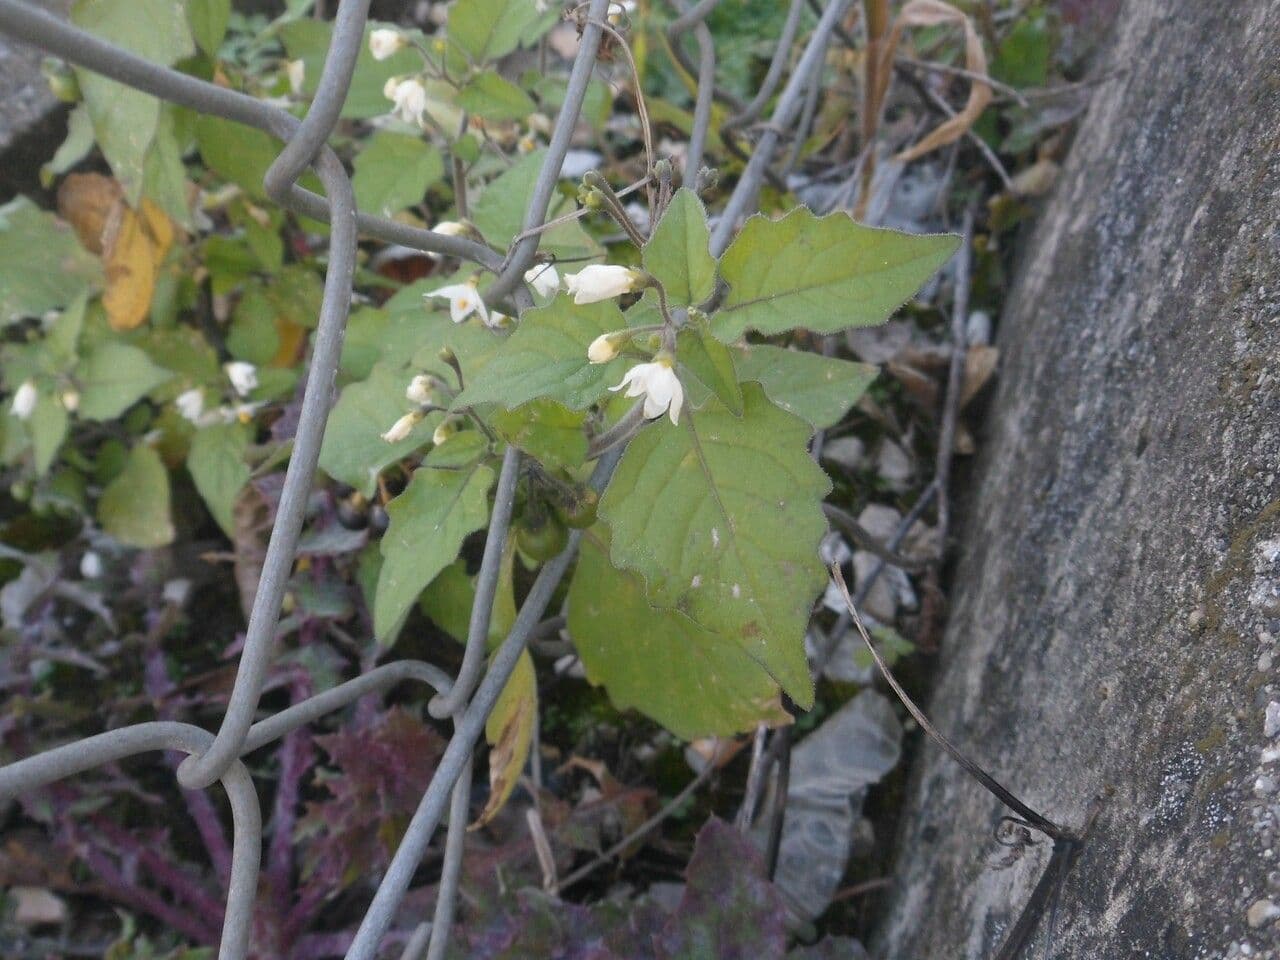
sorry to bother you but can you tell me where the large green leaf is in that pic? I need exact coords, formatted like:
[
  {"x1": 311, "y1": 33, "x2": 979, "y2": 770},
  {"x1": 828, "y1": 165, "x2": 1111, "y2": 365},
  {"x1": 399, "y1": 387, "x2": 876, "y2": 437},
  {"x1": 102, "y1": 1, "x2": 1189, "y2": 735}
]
[
  {"x1": 643, "y1": 188, "x2": 717, "y2": 307},
  {"x1": 185, "y1": 0, "x2": 230, "y2": 57},
  {"x1": 187, "y1": 422, "x2": 251, "y2": 537},
  {"x1": 733, "y1": 344, "x2": 877, "y2": 429},
  {"x1": 195, "y1": 115, "x2": 286, "y2": 200},
  {"x1": 470, "y1": 150, "x2": 599, "y2": 261},
  {"x1": 492, "y1": 399, "x2": 588, "y2": 471},
  {"x1": 598, "y1": 384, "x2": 830, "y2": 706},
  {"x1": 318, "y1": 362, "x2": 441, "y2": 497},
  {"x1": 98, "y1": 444, "x2": 174, "y2": 548},
  {"x1": 70, "y1": 0, "x2": 194, "y2": 203},
  {"x1": 352, "y1": 132, "x2": 445, "y2": 218},
  {"x1": 715, "y1": 208, "x2": 959, "y2": 340},
  {"x1": 0, "y1": 198, "x2": 102, "y2": 325},
  {"x1": 447, "y1": 0, "x2": 539, "y2": 64},
  {"x1": 76, "y1": 342, "x2": 174, "y2": 421},
  {"x1": 457, "y1": 71, "x2": 537, "y2": 122},
  {"x1": 567, "y1": 530, "x2": 790, "y2": 739},
  {"x1": 374, "y1": 460, "x2": 495, "y2": 642},
  {"x1": 28, "y1": 392, "x2": 69, "y2": 477},
  {"x1": 452, "y1": 297, "x2": 628, "y2": 412}
]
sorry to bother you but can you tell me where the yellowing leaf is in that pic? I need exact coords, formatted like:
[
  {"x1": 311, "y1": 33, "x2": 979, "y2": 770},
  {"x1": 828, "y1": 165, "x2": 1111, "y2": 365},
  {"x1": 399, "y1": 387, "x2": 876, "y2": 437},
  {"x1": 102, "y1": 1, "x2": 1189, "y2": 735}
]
[
  {"x1": 473, "y1": 648, "x2": 537, "y2": 829},
  {"x1": 100, "y1": 197, "x2": 175, "y2": 331}
]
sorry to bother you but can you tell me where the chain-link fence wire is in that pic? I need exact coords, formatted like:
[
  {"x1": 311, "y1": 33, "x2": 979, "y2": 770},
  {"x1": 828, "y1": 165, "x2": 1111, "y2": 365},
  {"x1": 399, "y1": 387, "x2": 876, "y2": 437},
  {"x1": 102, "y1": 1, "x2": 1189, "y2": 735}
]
[{"x1": 0, "y1": 0, "x2": 852, "y2": 956}]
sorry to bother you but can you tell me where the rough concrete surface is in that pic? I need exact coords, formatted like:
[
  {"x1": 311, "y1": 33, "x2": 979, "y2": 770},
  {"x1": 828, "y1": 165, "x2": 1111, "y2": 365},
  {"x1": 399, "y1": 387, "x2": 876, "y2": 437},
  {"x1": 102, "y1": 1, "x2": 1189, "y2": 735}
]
[
  {"x1": 874, "y1": 1, "x2": 1280, "y2": 958},
  {"x1": 0, "y1": 0, "x2": 68, "y2": 200}
]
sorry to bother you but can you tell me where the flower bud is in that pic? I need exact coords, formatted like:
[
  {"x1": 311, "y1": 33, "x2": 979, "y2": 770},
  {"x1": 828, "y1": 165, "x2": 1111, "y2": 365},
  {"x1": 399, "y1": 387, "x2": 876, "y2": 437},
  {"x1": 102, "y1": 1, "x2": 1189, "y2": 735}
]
[
  {"x1": 587, "y1": 332, "x2": 622, "y2": 364},
  {"x1": 381, "y1": 411, "x2": 423, "y2": 444},
  {"x1": 60, "y1": 389, "x2": 80, "y2": 413},
  {"x1": 564, "y1": 265, "x2": 645, "y2": 305},
  {"x1": 10, "y1": 380, "x2": 36, "y2": 420}
]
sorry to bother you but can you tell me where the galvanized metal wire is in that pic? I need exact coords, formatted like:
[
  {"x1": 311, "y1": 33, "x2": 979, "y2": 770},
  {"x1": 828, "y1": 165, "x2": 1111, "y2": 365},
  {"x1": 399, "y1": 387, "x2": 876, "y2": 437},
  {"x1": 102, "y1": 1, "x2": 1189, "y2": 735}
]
[{"x1": 0, "y1": 0, "x2": 847, "y2": 955}]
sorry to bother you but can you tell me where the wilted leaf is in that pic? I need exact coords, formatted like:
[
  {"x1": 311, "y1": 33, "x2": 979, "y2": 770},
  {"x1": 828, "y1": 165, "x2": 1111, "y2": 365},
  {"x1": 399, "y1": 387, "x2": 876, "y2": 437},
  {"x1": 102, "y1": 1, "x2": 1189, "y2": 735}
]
[
  {"x1": 474, "y1": 649, "x2": 537, "y2": 829},
  {"x1": 101, "y1": 198, "x2": 175, "y2": 331}
]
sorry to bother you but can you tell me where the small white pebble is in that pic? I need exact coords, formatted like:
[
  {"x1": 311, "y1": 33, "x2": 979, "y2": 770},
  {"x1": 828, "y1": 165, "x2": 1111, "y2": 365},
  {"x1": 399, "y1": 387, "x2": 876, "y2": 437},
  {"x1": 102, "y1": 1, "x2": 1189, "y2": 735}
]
[
  {"x1": 1261, "y1": 651, "x2": 1275, "y2": 672},
  {"x1": 79, "y1": 550, "x2": 103, "y2": 579},
  {"x1": 1256, "y1": 775, "x2": 1278, "y2": 796},
  {"x1": 1267, "y1": 701, "x2": 1280, "y2": 739},
  {"x1": 1247, "y1": 899, "x2": 1280, "y2": 929},
  {"x1": 1262, "y1": 745, "x2": 1280, "y2": 764}
]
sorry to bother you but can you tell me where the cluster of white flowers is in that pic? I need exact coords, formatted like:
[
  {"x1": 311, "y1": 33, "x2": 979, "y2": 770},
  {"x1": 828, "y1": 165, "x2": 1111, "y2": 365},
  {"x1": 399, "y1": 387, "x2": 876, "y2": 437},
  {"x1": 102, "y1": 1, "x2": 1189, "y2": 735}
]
[{"x1": 170, "y1": 361, "x2": 265, "y2": 429}]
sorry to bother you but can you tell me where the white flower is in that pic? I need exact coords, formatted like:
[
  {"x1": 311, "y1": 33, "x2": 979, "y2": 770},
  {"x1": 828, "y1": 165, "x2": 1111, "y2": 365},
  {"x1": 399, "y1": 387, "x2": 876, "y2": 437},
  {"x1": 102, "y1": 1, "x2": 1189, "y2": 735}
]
[
  {"x1": 486, "y1": 310, "x2": 512, "y2": 330},
  {"x1": 60, "y1": 390, "x2": 80, "y2": 413},
  {"x1": 216, "y1": 402, "x2": 264, "y2": 425},
  {"x1": 175, "y1": 388, "x2": 205, "y2": 423},
  {"x1": 587, "y1": 333, "x2": 620, "y2": 364},
  {"x1": 381, "y1": 411, "x2": 422, "y2": 444},
  {"x1": 431, "y1": 221, "x2": 468, "y2": 237},
  {"x1": 609, "y1": 357, "x2": 684, "y2": 424},
  {"x1": 224, "y1": 361, "x2": 258, "y2": 398},
  {"x1": 517, "y1": 133, "x2": 538, "y2": 154},
  {"x1": 406, "y1": 375, "x2": 436, "y2": 406},
  {"x1": 427, "y1": 281, "x2": 489, "y2": 325},
  {"x1": 368, "y1": 28, "x2": 406, "y2": 61},
  {"x1": 524, "y1": 264, "x2": 560, "y2": 298},
  {"x1": 10, "y1": 380, "x2": 36, "y2": 420},
  {"x1": 385, "y1": 77, "x2": 428, "y2": 126},
  {"x1": 80, "y1": 550, "x2": 103, "y2": 580},
  {"x1": 286, "y1": 59, "x2": 306, "y2": 96},
  {"x1": 564, "y1": 265, "x2": 644, "y2": 305}
]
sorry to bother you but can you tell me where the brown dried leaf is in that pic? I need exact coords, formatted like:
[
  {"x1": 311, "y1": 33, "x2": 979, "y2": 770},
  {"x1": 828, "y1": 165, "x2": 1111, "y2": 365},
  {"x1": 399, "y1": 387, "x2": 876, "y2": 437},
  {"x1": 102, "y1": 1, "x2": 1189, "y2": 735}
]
[
  {"x1": 56, "y1": 172, "x2": 122, "y2": 254},
  {"x1": 473, "y1": 648, "x2": 537, "y2": 830},
  {"x1": 883, "y1": 0, "x2": 994, "y2": 163},
  {"x1": 961, "y1": 345, "x2": 999, "y2": 408},
  {"x1": 101, "y1": 198, "x2": 174, "y2": 331}
]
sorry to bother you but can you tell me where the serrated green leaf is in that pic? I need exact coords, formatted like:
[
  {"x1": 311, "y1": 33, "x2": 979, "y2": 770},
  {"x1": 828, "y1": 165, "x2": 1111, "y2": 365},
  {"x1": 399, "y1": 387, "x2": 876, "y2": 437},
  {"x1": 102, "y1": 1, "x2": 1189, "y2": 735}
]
[
  {"x1": 733, "y1": 343, "x2": 877, "y2": 429},
  {"x1": 98, "y1": 444, "x2": 174, "y2": 548},
  {"x1": 598, "y1": 384, "x2": 829, "y2": 706},
  {"x1": 715, "y1": 208, "x2": 959, "y2": 340},
  {"x1": 185, "y1": 0, "x2": 230, "y2": 57},
  {"x1": 676, "y1": 324, "x2": 742, "y2": 416},
  {"x1": 374, "y1": 460, "x2": 495, "y2": 642},
  {"x1": 470, "y1": 150, "x2": 600, "y2": 261},
  {"x1": 352, "y1": 132, "x2": 445, "y2": 218},
  {"x1": 187, "y1": 422, "x2": 250, "y2": 537},
  {"x1": 567, "y1": 529, "x2": 789, "y2": 739},
  {"x1": 452, "y1": 297, "x2": 628, "y2": 411},
  {"x1": 318, "y1": 362, "x2": 441, "y2": 497},
  {"x1": 643, "y1": 188, "x2": 717, "y2": 307},
  {"x1": 76, "y1": 342, "x2": 174, "y2": 421},
  {"x1": 457, "y1": 71, "x2": 537, "y2": 122},
  {"x1": 492, "y1": 399, "x2": 588, "y2": 470},
  {"x1": 447, "y1": 0, "x2": 539, "y2": 64},
  {"x1": 28, "y1": 393, "x2": 69, "y2": 477},
  {"x1": 71, "y1": 0, "x2": 194, "y2": 203},
  {"x1": 0, "y1": 197, "x2": 102, "y2": 325}
]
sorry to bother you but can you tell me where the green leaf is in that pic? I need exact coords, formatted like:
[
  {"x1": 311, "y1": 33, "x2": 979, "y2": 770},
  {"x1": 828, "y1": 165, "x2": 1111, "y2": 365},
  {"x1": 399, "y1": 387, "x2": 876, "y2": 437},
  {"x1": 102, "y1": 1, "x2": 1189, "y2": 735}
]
[
  {"x1": 76, "y1": 342, "x2": 174, "y2": 421},
  {"x1": 70, "y1": 0, "x2": 194, "y2": 203},
  {"x1": 374, "y1": 460, "x2": 495, "y2": 642},
  {"x1": 992, "y1": 13, "x2": 1050, "y2": 88},
  {"x1": 280, "y1": 18, "x2": 423, "y2": 119},
  {"x1": 598, "y1": 384, "x2": 830, "y2": 706},
  {"x1": 567, "y1": 529, "x2": 789, "y2": 739},
  {"x1": 424, "y1": 429, "x2": 489, "y2": 468},
  {"x1": 715, "y1": 208, "x2": 959, "y2": 340},
  {"x1": 492, "y1": 399, "x2": 588, "y2": 471},
  {"x1": 185, "y1": 0, "x2": 230, "y2": 57},
  {"x1": 28, "y1": 393, "x2": 69, "y2": 477},
  {"x1": 457, "y1": 71, "x2": 537, "y2": 122},
  {"x1": 733, "y1": 343, "x2": 877, "y2": 429},
  {"x1": 194, "y1": 115, "x2": 282, "y2": 200},
  {"x1": 470, "y1": 150, "x2": 599, "y2": 261},
  {"x1": 98, "y1": 444, "x2": 174, "y2": 548},
  {"x1": 0, "y1": 197, "x2": 102, "y2": 325},
  {"x1": 447, "y1": 0, "x2": 538, "y2": 64},
  {"x1": 451, "y1": 296, "x2": 627, "y2": 412},
  {"x1": 643, "y1": 188, "x2": 717, "y2": 307},
  {"x1": 42, "y1": 104, "x2": 96, "y2": 183},
  {"x1": 676, "y1": 324, "x2": 742, "y2": 416},
  {"x1": 187, "y1": 422, "x2": 250, "y2": 537},
  {"x1": 318, "y1": 362, "x2": 441, "y2": 497},
  {"x1": 352, "y1": 132, "x2": 445, "y2": 218}
]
